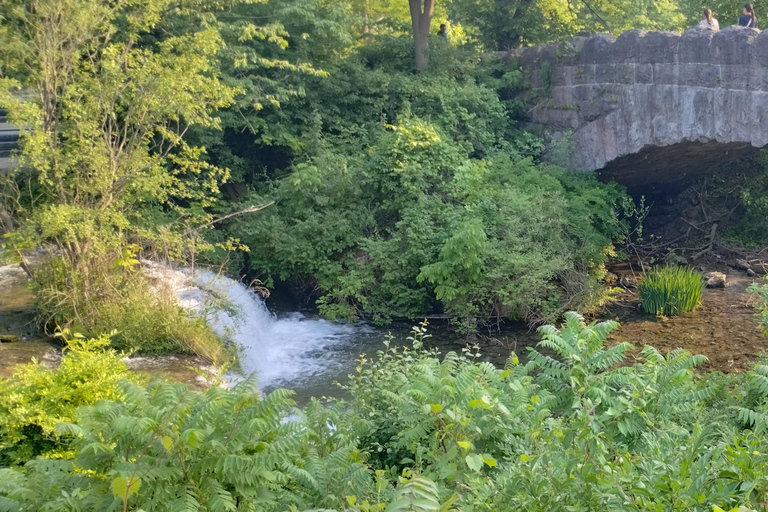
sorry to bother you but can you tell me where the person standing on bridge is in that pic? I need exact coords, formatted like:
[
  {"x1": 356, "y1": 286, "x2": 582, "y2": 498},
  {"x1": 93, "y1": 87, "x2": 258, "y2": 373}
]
[
  {"x1": 699, "y1": 8, "x2": 720, "y2": 30},
  {"x1": 739, "y1": 3, "x2": 758, "y2": 28}
]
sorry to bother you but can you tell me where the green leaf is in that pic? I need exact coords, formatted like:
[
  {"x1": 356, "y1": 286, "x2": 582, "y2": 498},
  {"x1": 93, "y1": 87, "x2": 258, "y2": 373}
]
[
  {"x1": 112, "y1": 476, "x2": 140, "y2": 501},
  {"x1": 457, "y1": 441, "x2": 471, "y2": 450},
  {"x1": 465, "y1": 454, "x2": 483, "y2": 472},
  {"x1": 161, "y1": 436, "x2": 172, "y2": 451},
  {"x1": 430, "y1": 403, "x2": 443, "y2": 413}
]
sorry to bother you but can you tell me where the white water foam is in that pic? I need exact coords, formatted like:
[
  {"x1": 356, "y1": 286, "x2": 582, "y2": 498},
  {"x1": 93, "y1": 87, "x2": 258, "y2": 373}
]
[{"x1": 193, "y1": 270, "x2": 368, "y2": 391}]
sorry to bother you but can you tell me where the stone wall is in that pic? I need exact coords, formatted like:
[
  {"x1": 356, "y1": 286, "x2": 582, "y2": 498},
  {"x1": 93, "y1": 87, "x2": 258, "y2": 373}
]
[{"x1": 512, "y1": 27, "x2": 768, "y2": 193}]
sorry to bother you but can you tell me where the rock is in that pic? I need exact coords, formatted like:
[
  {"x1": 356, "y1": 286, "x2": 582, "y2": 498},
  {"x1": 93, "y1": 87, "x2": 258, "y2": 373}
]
[
  {"x1": 0, "y1": 334, "x2": 19, "y2": 343},
  {"x1": 733, "y1": 258, "x2": 751, "y2": 271},
  {"x1": 515, "y1": 28, "x2": 768, "y2": 196},
  {"x1": 704, "y1": 271, "x2": 726, "y2": 288},
  {"x1": 620, "y1": 275, "x2": 639, "y2": 288}
]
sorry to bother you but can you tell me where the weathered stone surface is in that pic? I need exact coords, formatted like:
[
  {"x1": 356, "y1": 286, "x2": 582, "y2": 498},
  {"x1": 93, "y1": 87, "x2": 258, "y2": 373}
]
[
  {"x1": 704, "y1": 271, "x2": 727, "y2": 288},
  {"x1": 512, "y1": 27, "x2": 768, "y2": 194},
  {"x1": 0, "y1": 334, "x2": 19, "y2": 343}
]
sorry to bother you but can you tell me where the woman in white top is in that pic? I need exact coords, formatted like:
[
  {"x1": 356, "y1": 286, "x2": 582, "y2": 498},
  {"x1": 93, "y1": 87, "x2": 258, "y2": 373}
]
[{"x1": 699, "y1": 8, "x2": 720, "y2": 30}]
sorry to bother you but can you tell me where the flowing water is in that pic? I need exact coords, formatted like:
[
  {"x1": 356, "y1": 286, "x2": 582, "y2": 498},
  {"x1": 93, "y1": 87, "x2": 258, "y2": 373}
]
[
  {"x1": 3, "y1": 262, "x2": 764, "y2": 404},
  {"x1": 194, "y1": 271, "x2": 530, "y2": 403},
  {"x1": 0, "y1": 263, "x2": 530, "y2": 401}
]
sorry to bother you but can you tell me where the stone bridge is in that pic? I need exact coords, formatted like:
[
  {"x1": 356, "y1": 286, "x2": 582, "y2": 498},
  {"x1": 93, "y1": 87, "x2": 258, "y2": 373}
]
[{"x1": 512, "y1": 26, "x2": 768, "y2": 195}]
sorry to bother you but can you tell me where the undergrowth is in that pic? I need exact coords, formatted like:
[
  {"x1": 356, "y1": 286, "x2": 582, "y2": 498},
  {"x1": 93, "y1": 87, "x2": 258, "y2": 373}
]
[
  {"x1": 33, "y1": 254, "x2": 225, "y2": 362},
  {"x1": 639, "y1": 265, "x2": 704, "y2": 316},
  {"x1": 6, "y1": 314, "x2": 768, "y2": 511}
]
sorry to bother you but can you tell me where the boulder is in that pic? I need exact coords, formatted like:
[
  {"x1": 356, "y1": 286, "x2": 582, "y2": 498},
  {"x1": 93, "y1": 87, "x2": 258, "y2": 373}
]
[
  {"x1": 704, "y1": 271, "x2": 726, "y2": 288},
  {"x1": 0, "y1": 334, "x2": 19, "y2": 343}
]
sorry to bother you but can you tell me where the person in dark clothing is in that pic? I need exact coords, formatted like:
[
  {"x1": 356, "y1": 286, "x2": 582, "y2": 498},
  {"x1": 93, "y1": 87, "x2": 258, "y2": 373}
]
[
  {"x1": 437, "y1": 24, "x2": 448, "y2": 40},
  {"x1": 739, "y1": 3, "x2": 757, "y2": 27}
]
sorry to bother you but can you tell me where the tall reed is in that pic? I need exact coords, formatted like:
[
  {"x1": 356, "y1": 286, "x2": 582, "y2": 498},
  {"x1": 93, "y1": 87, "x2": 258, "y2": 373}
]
[{"x1": 639, "y1": 266, "x2": 705, "y2": 316}]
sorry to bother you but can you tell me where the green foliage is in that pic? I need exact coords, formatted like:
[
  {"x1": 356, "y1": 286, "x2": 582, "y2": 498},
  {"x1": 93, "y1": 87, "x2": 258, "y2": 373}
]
[
  {"x1": 678, "y1": 0, "x2": 758, "y2": 28},
  {"x1": 0, "y1": 0, "x2": 241, "y2": 353},
  {"x1": 222, "y1": 37, "x2": 626, "y2": 327},
  {"x1": 639, "y1": 265, "x2": 705, "y2": 316},
  {"x1": 0, "y1": 377, "x2": 382, "y2": 511},
  {"x1": 8, "y1": 314, "x2": 768, "y2": 511},
  {"x1": 748, "y1": 279, "x2": 768, "y2": 337},
  {"x1": 448, "y1": 0, "x2": 687, "y2": 50},
  {"x1": 710, "y1": 151, "x2": 768, "y2": 248},
  {"x1": 0, "y1": 0, "x2": 634, "y2": 333},
  {"x1": 33, "y1": 254, "x2": 225, "y2": 360},
  {"x1": 0, "y1": 333, "x2": 131, "y2": 466},
  {"x1": 0, "y1": 0, "x2": 236, "y2": 263}
]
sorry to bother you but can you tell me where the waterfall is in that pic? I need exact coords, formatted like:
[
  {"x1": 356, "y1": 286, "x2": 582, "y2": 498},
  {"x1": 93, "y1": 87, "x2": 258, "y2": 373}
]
[{"x1": 192, "y1": 270, "x2": 368, "y2": 391}]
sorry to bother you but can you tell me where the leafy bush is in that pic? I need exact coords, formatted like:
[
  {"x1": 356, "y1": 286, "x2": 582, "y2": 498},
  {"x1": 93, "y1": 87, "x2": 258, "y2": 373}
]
[
  {"x1": 0, "y1": 333, "x2": 131, "y2": 466},
  {"x1": 639, "y1": 266, "x2": 705, "y2": 316},
  {"x1": 237, "y1": 112, "x2": 625, "y2": 327},
  {"x1": 748, "y1": 279, "x2": 768, "y2": 338},
  {"x1": 0, "y1": 0, "x2": 242, "y2": 353},
  {"x1": 5, "y1": 314, "x2": 768, "y2": 511},
  {"x1": 34, "y1": 254, "x2": 225, "y2": 361}
]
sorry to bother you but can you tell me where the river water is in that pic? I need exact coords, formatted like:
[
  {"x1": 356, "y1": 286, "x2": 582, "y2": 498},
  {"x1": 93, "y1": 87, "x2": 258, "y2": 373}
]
[
  {"x1": 0, "y1": 264, "x2": 536, "y2": 403},
  {"x1": 193, "y1": 270, "x2": 533, "y2": 402},
  {"x1": 4, "y1": 262, "x2": 761, "y2": 403}
]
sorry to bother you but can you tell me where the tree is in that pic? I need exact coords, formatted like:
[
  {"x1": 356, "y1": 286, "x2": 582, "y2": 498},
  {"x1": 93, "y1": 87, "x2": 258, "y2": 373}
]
[
  {"x1": 0, "y1": 0, "x2": 237, "y2": 351},
  {"x1": 0, "y1": 0, "x2": 235, "y2": 268},
  {"x1": 408, "y1": 0, "x2": 436, "y2": 70}
]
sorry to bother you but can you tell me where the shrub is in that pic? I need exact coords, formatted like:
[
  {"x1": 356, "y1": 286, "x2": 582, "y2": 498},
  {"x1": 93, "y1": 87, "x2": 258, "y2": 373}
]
[
  {"x1": 0, "y1": 333, "x2": 131, "y2": 466},
  {"x1": 5, "y1": 315, "x2": 768, "y2": 511},
  {"x1": 34, "y1": 254, "x2": 225, "y2": 362},
  {"x1": 748, "y1": 280, "x2": 768, "y2": 335},
  {"x1": 639, "y1": 266, "x2": 705, "y2": 316}
]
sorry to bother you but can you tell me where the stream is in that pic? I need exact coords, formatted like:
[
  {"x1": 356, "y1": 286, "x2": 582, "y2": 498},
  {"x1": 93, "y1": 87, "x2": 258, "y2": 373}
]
[
  {"x1": 193, "y1": 269, "x2": 535, "y2": 403},
  {"x1": 2, "y1": 262, "x2": 766, "y2": 404},
  {"x1": 0, "y1": 263, "x2": 536, "y2": 404}
]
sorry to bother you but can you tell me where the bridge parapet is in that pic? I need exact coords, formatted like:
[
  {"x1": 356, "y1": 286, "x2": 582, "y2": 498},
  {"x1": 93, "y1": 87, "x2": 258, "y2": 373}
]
[{"x1": 511, "y1": 27, "x2": 768, "y2": 193}]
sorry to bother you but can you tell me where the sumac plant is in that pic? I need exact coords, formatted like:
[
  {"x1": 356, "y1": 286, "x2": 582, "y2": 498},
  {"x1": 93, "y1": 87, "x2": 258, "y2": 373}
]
[{"x1": 3, "y1": 314, "x2": 768, "y2": 511}]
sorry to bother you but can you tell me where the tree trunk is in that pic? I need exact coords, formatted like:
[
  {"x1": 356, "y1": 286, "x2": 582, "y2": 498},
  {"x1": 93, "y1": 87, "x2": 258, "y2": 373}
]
[{"x1": 408, "y1": 0, "x2": 436, "y2": 71}]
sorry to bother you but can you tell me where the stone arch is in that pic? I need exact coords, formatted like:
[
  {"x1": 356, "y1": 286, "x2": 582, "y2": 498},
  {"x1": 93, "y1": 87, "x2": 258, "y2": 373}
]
[{"x1": 514, "y1": 26, "x2": 768, "y2": 192}]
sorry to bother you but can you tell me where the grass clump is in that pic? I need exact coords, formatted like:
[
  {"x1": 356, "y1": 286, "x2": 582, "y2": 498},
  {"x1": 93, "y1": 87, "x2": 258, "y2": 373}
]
[
  {"x1": 34, "y1": 255, "x2": 225, "y2": 363},
  {"x1": 639, "y1": 266, "x2": 705, "y2": 316}
]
